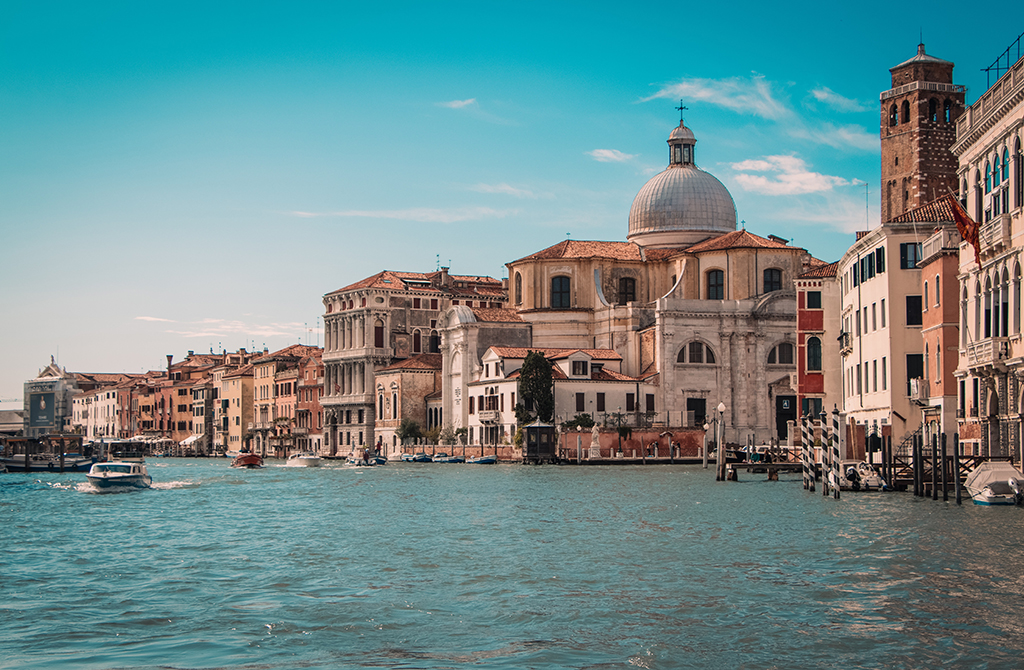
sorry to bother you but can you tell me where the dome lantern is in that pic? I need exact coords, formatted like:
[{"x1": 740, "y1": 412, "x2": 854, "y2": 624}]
[{"x1": 668, "y1": 120, "x2": 696, "y2": 166}]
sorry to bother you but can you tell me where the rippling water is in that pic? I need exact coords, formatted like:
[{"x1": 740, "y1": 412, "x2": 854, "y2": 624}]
[{"x1": 2, "y1": 460, "x2": 1024, "y2": 669}]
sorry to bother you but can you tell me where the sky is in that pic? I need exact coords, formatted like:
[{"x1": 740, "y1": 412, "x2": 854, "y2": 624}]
[{"x1": 0, "y1": 1, "x2": 1016, "y2": 407}]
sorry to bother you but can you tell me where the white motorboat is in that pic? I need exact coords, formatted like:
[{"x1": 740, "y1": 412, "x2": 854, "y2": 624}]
[
  {"x1": 964, "y1": 461, "x2": 1024, "y2": 505},
  {"x1": 87, "y1": 460, "x2": 152, "y2": 490},
  {"x1": 286, "y1": 452, "x2": 322, "y2": 467},
  {"x1": 838, "y1": 460, "x2": 887, "y2": 491}
]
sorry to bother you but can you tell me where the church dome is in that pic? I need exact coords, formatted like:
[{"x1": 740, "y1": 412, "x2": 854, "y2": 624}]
[{"x1": 627, "y1": 121, "x2": 737, "y2": 247}]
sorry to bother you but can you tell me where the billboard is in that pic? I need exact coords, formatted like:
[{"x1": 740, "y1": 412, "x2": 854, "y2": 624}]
[{"x1": 29, "y1": 392, "x2": 55, "y2": 428}]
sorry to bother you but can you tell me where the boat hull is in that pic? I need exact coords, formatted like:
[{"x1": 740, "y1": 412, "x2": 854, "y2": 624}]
[
  {"x1": 231, "y1": 454, "x2": 264, "y2": 468},
  {"x1": 287, "y1": 455, "x2": 322, "y2": 467},
  {"x1": 1, "y1": 456, "x2": 93, "y2": 473},
  {"x1": 87, "y1": 474, "x2": 152, "y2": 489}
]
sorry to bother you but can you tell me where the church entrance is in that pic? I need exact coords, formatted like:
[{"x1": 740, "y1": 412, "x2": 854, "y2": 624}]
[{"x1": 776, "y1": 395, "x2": 796, "y2": 440}]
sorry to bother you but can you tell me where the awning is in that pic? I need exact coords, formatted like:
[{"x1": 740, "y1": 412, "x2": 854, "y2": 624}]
[{"x1": 179, "y1": 434, "x2": 201, "y2": 446}]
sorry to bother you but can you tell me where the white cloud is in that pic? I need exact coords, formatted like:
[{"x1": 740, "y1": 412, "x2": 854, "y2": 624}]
[
  {"x1": 469, "y1": 183, "x2": 537, "y2": 198},
  {"x1": 164, "y1": 318, "x2": 305, "y2": 339},
  {"x1": 808, "y1": 87, "x2": 868, "y2": 113},
  {"x1": 438, "y1": 98, "x2": 477, "y2": 109},
  {"x1": 730, "y1": 154, "x2": 852, "y2": 195},
  {"x1": 642, "y1": 74, "x2": 791, "y2": 121},
  {"x1": 587, "y1": 149, "x2": 636, "y2": 163},
  {"x1": 135, "y1": 316, "x2": 175, "y2": 322},
  {"x1": 290, "y1": 207, "x2": 515, "y2": 224},
  {"x1": 788, "y1": 122, "x2": 878, "y2": 151}
]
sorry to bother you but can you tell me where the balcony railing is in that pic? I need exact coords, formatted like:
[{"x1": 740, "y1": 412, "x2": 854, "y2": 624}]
[
  {"x1": 966, "y1": 337, "x2": 1009, "y2": 368},
  {"x1": 980, "y1": 214, "x2": 1011, "y2": 258},
  {"x1": 839, "y1": 332, "x2": 853, "y2": 357},
  {"x1": 477, "y1": 409, "x2": 501, "y2": 424},
  {"x1": 292, "y1": 427, "x2": 308, "y2": 435}
]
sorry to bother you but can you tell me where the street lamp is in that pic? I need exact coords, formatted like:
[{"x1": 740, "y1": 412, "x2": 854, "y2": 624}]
[
  {"x1": 702, "y1": 420, "x2": 710, "y2": 469},
  {"x1": 576, "y1": 424, "x2": 582, "y2": 463}
]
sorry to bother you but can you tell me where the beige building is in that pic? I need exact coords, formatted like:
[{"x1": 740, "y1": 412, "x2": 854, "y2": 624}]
[
  {"x1": 222, "y1": 364, "x2": 254, "y2": 453},
  {"x1": 374, "y1": 353, "x2": 442, "y2": 455},
  {"x1": 953, "y1": 41, "x2": 1024, "y2": 459}
]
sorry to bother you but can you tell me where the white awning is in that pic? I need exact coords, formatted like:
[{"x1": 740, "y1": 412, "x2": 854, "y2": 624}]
[{"x1": 179, "y1": 434, "x2": 201, "y2": 446}]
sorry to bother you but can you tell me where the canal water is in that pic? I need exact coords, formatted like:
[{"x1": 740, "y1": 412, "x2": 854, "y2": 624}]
[{"x1": 2, "y1": 461, "x2": 1024, "y2": 669}]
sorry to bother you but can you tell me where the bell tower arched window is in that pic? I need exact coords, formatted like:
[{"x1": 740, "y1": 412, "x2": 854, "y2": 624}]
[
  {"x1": 514, "y1": 272, "x2": 522, "y2": 305},
  {"x1": 901, "y1": 100, "x2": 910, "y2": 124}
]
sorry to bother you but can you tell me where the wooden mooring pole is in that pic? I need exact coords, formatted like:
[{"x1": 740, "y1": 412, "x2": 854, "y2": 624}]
[
  {"x1": 953, "y1": 433, "x2": 962, "y2": 505},
  {"x1": 931, "y1": 432, "x2": 938, "y2": 501},
  {"x1": 941, "y1": 433, "x2": 949, "y2": 502}
]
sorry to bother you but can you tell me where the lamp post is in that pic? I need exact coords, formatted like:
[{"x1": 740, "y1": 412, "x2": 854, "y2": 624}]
[
  {"x1": 715, "y1": 402, "x2": 726, "y2": 481},
  {"x1": 576, "y1": 425, "x2": 582, "y2": 464}
]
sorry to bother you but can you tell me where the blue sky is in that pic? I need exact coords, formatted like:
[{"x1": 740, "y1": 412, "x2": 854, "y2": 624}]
[{"x1": 0, "y1": 1, "x2": 1014, "y2": 406}]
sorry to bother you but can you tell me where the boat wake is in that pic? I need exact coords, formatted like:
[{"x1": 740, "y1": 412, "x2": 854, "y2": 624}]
[
  {"x1": 72, "y1": 480, "x2": 199, "y2": 493},
  {"x1": 152, "y1": 480, "x2": 199, "y2": 490}
]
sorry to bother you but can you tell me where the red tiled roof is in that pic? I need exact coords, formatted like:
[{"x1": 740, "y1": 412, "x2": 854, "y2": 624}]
[
  {"x1": 327, "y1": 270, "x2": 503, "y2": 296},
  {"x1": 377, "y1": 353, "x2": 443, "y2": 372},
  {"x1": 889, "y1": 194, "x2": 958, "y2": 223},
  {"x1": 489, "y1": 347, "x2": 622, "y2": 361},
  {"x1": 470, "y1": 308, "x2": 524, "y2": 323},
  {"x1": 252, "y1": 344, "x2": 322, "y2": 364},
  {"x1": 590, "y1": 368, "x2": 641, "y2": 382},
  {"x1": 798, "y1": 260, "x2": 840, "y2": 279},
  {"x1": 686, "y1": 229, "x2": 794, "y2": 253},
  {"x1": 512, "y1": 240, "x2": 646, "y2": 263},
  {"x1": 223, "y1": 364, "x2": 254, "y2": 379}
]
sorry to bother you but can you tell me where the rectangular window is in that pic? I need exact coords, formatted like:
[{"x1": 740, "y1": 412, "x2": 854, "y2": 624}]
[
  {"x1": 430, "y1": 299, "x2": 438, "y2": 310},
  {"x1": 881, "y1": 299, "x2": 886, "y2": 327},
  {"x1": 856, "y1": 364, "x2": 862, "y2": 394},
  {"x1": 358, "y1": 410, "x2": 364, "y2": 424},
  {"x1": 801, "y1": 397, "x2": 822, "y2": 416},
  {"x1": 413, "y1": 298, "x2": 421, "y2": 309},
  {"x1": 906, "y1": 354, "x2": 924, "y2": 396},
  {"x1": 626, "y1": 393, "x2": 635, "y2": 412},
  {"x1": 469, "y1": 397, "x2": 474, "y2": 414},
  {"x1": 875, "y1": 246, "x2": 885, "y2": 273},
  {"x1": 906, "y1": 295, "x2": 923, "y2": 326},
  {"x1": 576, "y1": 393, "x2": 585, "y2": 412},
  {"x1": 853, "y1": 263, "x2": 860, "y2": 286},
  {"x1": 872, "y1": 360, "x2": 878, "y2": 392},
  {"x1": 646, "y1": 394, "x2": 655, "y2": 412},
  {"x1": 596, "y1": 393, "x2": 605, "y2": 412},
  {"x1": 572, "y1": 360, "x2": 588, "y2": 376},
  {"x1": 807, "y1": 291, "x2": 821, "y2": 309},
  {"x1": 900, "y1": 242, "x2": 923, "y2": 269},
  {"x1": 856, "y1": 310, "x2": 861, "y2": 336},
  {"x1": 872, "y1": 303, "x2": 877, "y2": 330}
]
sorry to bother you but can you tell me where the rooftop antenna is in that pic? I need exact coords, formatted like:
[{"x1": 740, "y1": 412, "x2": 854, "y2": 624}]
[
  {"x1": 676, "y1": 100, "x2": 688, "y2": 123},
  {"x1": 436, "y1": 254, "x2": 440, "y2": 271},
  {"x1": 865, "y1": 182, "x2": 870, "y2": 228}
]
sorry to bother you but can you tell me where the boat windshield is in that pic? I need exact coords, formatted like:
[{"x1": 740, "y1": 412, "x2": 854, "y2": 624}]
[
  {"x1": 987, "y1": 482, "x2": 1015, "y2": 495},
  {"x1": 95, "y1": 464, "x2": 132, "y2": 474}
]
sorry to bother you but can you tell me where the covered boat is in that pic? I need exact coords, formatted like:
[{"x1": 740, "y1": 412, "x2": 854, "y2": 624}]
[
  {"x1": 87, "y1": 460, "x2": 152, "y2": 489},
  {"x1": 964, "y1": 461, "x2": 1024, "y2": 505},
  {"x1": 286, "y1": 452, "x2": 322, "y2": 467}
]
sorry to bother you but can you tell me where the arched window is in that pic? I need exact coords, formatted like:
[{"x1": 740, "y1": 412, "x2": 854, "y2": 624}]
[
  {"x1": 514, "y1": 272, "x2": 522, "y2": 305},
  {"x1": 962, "y1": 287, "x2": 969, "y2": 347},
  {"x1": 984, "y1": 277, "x2": 992, "y2": 338},
  {"x1": 763, "y1": 268, "x2": 782, "y2": 293},
  {"x1": 1002, "y1": 268, "x2": 1010, "y2": 337},
  {"x1": 1016, "y1": 139, "x2": 1023, "y2": 209},
  {"x1": 935, "y1": 274, "x2": 940, "y2": 306},
  {"x1": 551, "y1": 276, "x2": 571, "y2": 308},
  {"x1": 678, "y1": 341, "x2": 716, "y2": 364},
  {"x1": 768, "y1": 342, "x2": 794, "y2": 365},
  {"x1": 901, "y1": 100, "x2": 910, "y2": 123},
  {"x1": 807, "y1": 337, "x2": 822, "y2": 371},
  {"x1": 924, "y1": 343, "x2": 929, "y2": 381},
  {"x1": 994, "y1": 154, "x2": 1002, "y2": 186},
  {"x1": 413, "y1": 330, "x2": 421, "y2": 353},
  {"x1": 1003, "y1": 147, "x2": 1010, "y2": 182},
  {"x1": 944, "y1": 99, "x2": 952, "y2": 123},
  {"x1": 975, "y1": 281, "x2": 982, "y2": 341},
  {"x1": 392, "y1": 392, "x2": 398, "y2": 419},
  {"x1": 986, "y1": 163, "x2": 992, "y2": 193},
  {"x1": 707, "y1": 270, "x2": 724, "y2": 300},
  {"x1": 378, "y1": 394, "x2": 384, "y2": 418},
  {"x1": 889, "y1": 104, "x2": 898, "y2": 127},
  {"x1": 923, "y1": 281, "x2": 929, "y2": 309},
  {"x1": 618, "y1": 277, "x2": 636, "y2": 305},
  {"x1": 429, "y1": 330, "x2": 439, "y2": 353},
  {"x1": 374, "y1": 319, "x2": 384, "y2": 348},
  {"x1": 1014, "y1": 265, "x2": 1021, "y2": 335},
  {"x1": 975, "y1": 171, "x2": 983, "y2": 221},
  {"x1": 928, "y1": 98, "x2": 937, "y2": 122},
  {"x1": 962, "y1": 179, "x2": 969, "y2": 210}
]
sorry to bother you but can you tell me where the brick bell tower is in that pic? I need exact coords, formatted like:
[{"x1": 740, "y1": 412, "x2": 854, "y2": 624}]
[{"x1": 880, "y1": 44, "x2": 966, "y2": 221}]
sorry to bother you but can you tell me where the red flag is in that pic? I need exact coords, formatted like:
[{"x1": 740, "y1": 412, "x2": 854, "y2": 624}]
[{"x1": 949, "y1": 193, "x2": 981, "y2": 267}]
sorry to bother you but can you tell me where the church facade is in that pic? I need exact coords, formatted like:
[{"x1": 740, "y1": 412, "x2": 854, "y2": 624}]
[{"x1": 503, "y1": 120, "x2": 820, "y2": 445}]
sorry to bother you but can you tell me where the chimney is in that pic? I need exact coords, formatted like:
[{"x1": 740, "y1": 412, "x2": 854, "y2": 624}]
[
  {"x1": 166, "y1": 355, "x2": 173, "y2": 380},
  {"x1": 187, "y1": 350, "x2": 194, "y2": 357},
  {"x1": 440, "y1": 267, "x2": 450, "y2": 287}
]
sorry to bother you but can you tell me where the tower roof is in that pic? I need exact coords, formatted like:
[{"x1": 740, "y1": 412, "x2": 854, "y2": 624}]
[{"x1": 891, "y1": 43, "x2": 953, "y2": 71}]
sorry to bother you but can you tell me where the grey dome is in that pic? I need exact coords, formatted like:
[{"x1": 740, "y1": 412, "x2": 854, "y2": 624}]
[{"x1": 628, "y1": 165, "x2": 737, "y2": 246}]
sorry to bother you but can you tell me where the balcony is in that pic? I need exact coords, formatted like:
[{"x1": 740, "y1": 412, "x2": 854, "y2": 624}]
[
  {"x1": 910, "y1": 378, "x2": 928, "y2": 405},
  {"x1": 477, "y1": 409, "x2": 501, "y2": 424},
  {"x1": 979, "y1": 214, "x2": 1011, "y2": 258},
  {"x1": 292, "y1": 427, "x2": 308, "y2": 436},
  {"x1": 966, "y1": 337, "x2": 1009, "y2": 369},
  {"x1": 839, "y1": 332, "x2": 853, "y2": 357}
]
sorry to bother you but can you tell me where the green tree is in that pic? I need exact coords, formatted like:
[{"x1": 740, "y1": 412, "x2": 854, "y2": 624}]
[
  {"x1": 438, "y1": 424, "x2": 457, "y2": 446},
  {"x1": 396, "y1": 418, "x2": 422, "y2": 443},
  {"x1": 518, "y1": 350, "x2": 554, "y2": 423},
  {"x1": 560, "y1": 413, "x2": 595, "y2": 431},
  {"x1": 423, "y1": 425, "x2": 441, "y2": 444}
]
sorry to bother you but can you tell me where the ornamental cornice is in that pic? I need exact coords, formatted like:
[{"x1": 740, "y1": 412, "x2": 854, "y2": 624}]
[{"x1": 952, "y1": 87, "x2": 1024, "y2": 156}]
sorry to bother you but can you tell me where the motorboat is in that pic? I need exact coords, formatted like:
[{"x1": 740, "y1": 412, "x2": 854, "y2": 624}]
[
  {"x1": 231, "y1": 450, "x2": 264, "y2": 469},
  {"x1": 964, "y1": 461, "x2": 1024, "y2": 505},
  {"x1": 87, "y1": 459, "x2": 152, "y2": 489},
  {"x1": 411, "y1": 453, "x2": 431, "y2": 463},
  {"x1": 838, "y1": 460, "x2": 887, "y2": 491},
  {"x1": 286, "y1": 452, "x2": 322, "y2": 467},
  {"x1": 432, "y1": 452, "x2": 465, "y2": 463},
  {"x1": 467, "y1": 455, "x2": 497, "y2": 464},
  {"x1": 400, "y1": 453, "x2": 415, "y2": 462}
]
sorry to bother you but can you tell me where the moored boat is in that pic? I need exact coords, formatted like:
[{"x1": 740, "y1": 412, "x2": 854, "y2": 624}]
[
  {"x1": 466, "y1": 455, "x2": 497, "y2": 464},
  {"x1": 839, "y1": 460, "x2": 887, "y2": 491},
  {"x1": 0, "y1": 452, "x2": 93, "y2": 472},
  {"x1": 286, "y1": 452, "x2": 322, "y2": 467},
  {"x1": 964, "y1": 462, "x2": 1024, "y2": 505},
  {"x1": 87, "y1": 459, "x2": 152, "y2": 490},
  {"x1": 432, "y1": 452, "x2": 465, "y2": 463}
]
